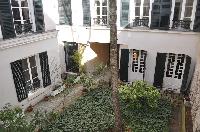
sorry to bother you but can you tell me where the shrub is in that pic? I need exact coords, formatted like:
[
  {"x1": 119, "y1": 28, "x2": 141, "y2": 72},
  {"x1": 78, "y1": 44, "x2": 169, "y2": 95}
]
[
  {"x1": 119, "y1": 81, "x2": 161, "y2": 108},
  {"x1": 0, "y1": 104, "x2": 34, "y2": 132}
]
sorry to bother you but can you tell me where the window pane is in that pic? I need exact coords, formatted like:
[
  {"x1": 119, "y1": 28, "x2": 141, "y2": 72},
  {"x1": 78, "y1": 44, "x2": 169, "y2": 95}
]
[
  {"x1": 25, "y1": 81, "x2": 32, "y2": 92},
  {"x1": 97, "y1": 7, "x2": 100, "y2": 15},
  {"x1": 29, "y1": 56, "x2": 36, "y2": 68},
  {"x1": 184, "y1": 7, "x2": 193, "y2": 17},
  {"x1": 143, "y1": 7, "x2": 149, "y2": 16},
  {"x1": 31, "y1": 67, "x2": 38, "y2": 78},
  {"x1": 135, "y1": 0, "x2": 141, "y2": 6},
  {"x1": 12, "y1": 8, "x2": 20, "y2": 20},
  {"x1": 11, "y1": 0, "x2": 19, "y2": 7},
  {"x1": 135, "y1": 7, "x2": 140, "y2": 16},
  {"x1": 33, "y1": 78, "x2": 40, "y2": 89},
  {"x1": 185, "y1": 0, "x2": 194, "y2": 6},
  {"x1": 23, "y1": 70, "x2": 30, "y2": 82},
  {"x1": 95, "y1": 0, "x2": 100, "y2": 6},
  {"x1": 21, "y1": 0, "x2": 28, "y2": 7},
  {"x1": 102, "y1": 7, "x2": 107, "y2": 15},
  {"x1": 143, "y1": 0, "x2": 150, "y2": 6},
  {"x1": 102, "y1": 0, "x2": 107, "y2": 6},
  {"x1": 22, "y1": 58, "x2": 28, "y2": 70},
  {"x1": 22, "y1": 8, "x2": 29, "y2": 20}
]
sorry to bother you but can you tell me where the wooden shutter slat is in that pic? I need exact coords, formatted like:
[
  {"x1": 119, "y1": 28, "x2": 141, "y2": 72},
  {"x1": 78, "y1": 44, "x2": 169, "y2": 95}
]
[
  {"x1": 120, "y1": 49, "x2": 129, "y2": 82},
  {"x1": 39, "y1": 52, "x2": 51, "y2": 87},
  {"x1": 0, "y1": 0, "x2": 16, "y2": 39},
  {"x1": 153, "y1": 53, "x2": 167, "y2": 89},
  {"x1": 11, "y1": 60, "x2": 28, "y2": 102}
]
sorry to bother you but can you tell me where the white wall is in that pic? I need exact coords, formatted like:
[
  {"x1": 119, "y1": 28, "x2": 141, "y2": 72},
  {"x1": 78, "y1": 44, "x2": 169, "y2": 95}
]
[
  {"x1": 43, "y1": 0, "x2": 59, "y2": 31},
  {"x1": 0, "y1": 37, "x2": 61, "y2": 109},
  {"x1": 57, "y1": 26, "x2": 199, "y2": 87}
]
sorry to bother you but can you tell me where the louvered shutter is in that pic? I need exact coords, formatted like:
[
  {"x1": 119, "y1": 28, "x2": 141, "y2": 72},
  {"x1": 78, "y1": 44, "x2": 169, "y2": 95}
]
[
  {"x1": 11, "y1": 60, "x2": 28, "y2": 102},
  {"x1": 33, "y1": 0, "x2": 45, "y2": 32},
  {"x1": 120, "y1": 0, "x2": 130, "y2": 27},
  {"x1": 153, "y1": 53, "x2": 167, "y2": 89},
  {"x1": 120, "y1": 49, "x2": 129, "y2": 82},
  {"x1": 151, "y1": 0, "x2": 171, "y2": 30},
  {"x1": 194, "y1": 0, "x2": 200, "y2": 32},
  {"x1": 0, "y1": 0, "x2": 16, "y2": 39},
  {"x1": 39, "y1": 52, "x2": 51, "y2": 87},
  {"x1": 58, "y1": 0, "x2": 72, "y2": 25},
  {"x1": 82, "y1": 0, "x2": 91, "y2": 26},
  {"x1": 181, "y1": 56, "x2": 191, "y2": 91}
]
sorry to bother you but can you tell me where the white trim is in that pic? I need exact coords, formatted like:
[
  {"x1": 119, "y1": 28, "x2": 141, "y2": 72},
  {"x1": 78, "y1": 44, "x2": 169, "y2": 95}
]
[
  {"x1": 117, "y1": 0, "x2": 121, "y2": 27},
  {"x1": 149, "y1": 0, "x2": 154, "y2": 27},
  {"x1": 169, "y1": 0, "x2": 176, "y2": 28},
  {"x1": 191, "y1": 0, "x2": 198, "y2": 30},
  {"x1": 129, "y1": 0, "x2": 135, "y2": 24},
  {"x1": 140, "y1": 0, "x2": 144, "y2": 19},
  {"x1": 181, "y1": 0, "x2": 186, "y2": 20}
]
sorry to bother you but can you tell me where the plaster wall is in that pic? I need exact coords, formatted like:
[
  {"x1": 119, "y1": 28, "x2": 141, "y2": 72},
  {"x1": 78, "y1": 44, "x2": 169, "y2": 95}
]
[{"x1": 0, "y1": 37, "x2": 61, "y2": 109}]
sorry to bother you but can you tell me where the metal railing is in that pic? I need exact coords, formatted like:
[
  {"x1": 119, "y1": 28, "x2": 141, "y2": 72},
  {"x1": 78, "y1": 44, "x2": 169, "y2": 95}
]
[
  {"x1": 172, "y1": 20, "x2": 191, "y2": 30},
  {"x1": 14, "y1": 22, "x2": 33, "y2": 35},
  {"x1": 126, "y1": 18, "x2": 149, "y2": 28},
  {"x1": 93, "y1": 18, "x2": 108, "y2": 26}
]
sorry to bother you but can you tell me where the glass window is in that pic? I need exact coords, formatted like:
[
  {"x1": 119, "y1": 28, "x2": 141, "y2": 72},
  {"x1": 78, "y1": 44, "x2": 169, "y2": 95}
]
[
  {"x1": 94, "y1": 0, "x2": 108, "y2": 25},
  {"x1": 184, "y1": 0, "x2": 194, "y2": 19}
]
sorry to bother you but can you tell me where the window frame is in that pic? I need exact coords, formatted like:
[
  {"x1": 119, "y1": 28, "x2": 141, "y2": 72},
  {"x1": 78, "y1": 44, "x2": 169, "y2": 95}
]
[{"x1": 21, "y1": 54, "x2": 42, "y2": 95}]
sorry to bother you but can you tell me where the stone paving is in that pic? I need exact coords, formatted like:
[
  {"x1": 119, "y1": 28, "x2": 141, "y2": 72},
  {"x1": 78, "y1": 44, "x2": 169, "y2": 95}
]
[{"x1": 25, "y1": 85, "x2": 84, "y2": 119}]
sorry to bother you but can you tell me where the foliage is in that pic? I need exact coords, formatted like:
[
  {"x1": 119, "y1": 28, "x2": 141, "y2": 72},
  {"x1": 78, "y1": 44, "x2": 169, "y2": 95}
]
[
  {"x1": 63, "y1": 74, "x2": 77, "y2": 88},
  {"x1": 0, "y1": 104, "x2": 34, "y2": 132},
  {"x1": 71, "y1": 51, "x2": 83, "y2": 72},
  {"x1": 92, "y1": 63, "x2": 108, "y2": 76},
  {"x1": 119, "y1": 81, "x2": 161, "y2": 108},
  {"x1": 45, "y1": 88, "x2": 115, "y2": 132},
  {"x1": 76, "y1": 73, "x2": 98, "y2": 91}
]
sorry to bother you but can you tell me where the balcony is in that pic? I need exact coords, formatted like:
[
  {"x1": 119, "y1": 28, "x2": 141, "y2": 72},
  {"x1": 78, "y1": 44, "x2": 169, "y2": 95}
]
[
  {"x1": 125, "y1": 18, "x2": 149, "y2": 29},
  {"x1": 171, "y1": 20, "x2": 191, "y2": 31},
  {"x1": 93, "y1": 18, "x2": 108, "y2": 26},
  {"x1": 14, "y1": 21, "x2": 34, "y2": 36}
]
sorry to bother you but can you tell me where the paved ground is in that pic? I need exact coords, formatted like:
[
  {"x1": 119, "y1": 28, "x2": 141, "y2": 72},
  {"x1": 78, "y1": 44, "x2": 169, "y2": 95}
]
[{"x1": 25, "y1": 85, "x2": 84, "y2": 120}]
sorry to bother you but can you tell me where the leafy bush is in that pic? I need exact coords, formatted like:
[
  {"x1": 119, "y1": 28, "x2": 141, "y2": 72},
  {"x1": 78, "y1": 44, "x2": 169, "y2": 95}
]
[
  {"x1": 119, "y1": 81, "x2": 161, "y2": 108},
  {"x1": 45, "y1": 88, "x2": 115, "y2": 132},
  {"x1": 0, "y1": 104, "x2": 34, "y2": 132},
  {"x1": 92, "y1": 63, "x2": 108, "y2": 76}
]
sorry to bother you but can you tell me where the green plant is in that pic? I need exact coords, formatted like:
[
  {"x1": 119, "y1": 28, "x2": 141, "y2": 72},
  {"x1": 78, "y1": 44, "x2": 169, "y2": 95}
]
[
  {"x1": 63, "y1": 75, "x2": 77, "y2": 88},
  {"x1": 0, "y1": 104, "x2": 34, "y2": 132},
  {"x1": 119, "y1": 81, "x2": 161, "y2": 108},
  {"x1": 92, "y1": 63, "x2": 108, "y2": 76},
  {"x1": 71, "y1": 51, "x2": 83, "y2": 72}
]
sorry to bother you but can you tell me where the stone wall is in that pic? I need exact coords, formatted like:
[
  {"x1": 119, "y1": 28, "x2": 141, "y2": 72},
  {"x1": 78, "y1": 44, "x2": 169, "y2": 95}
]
[{"x1": 190, "y1": 45, "x2": 200, "y2": 132}]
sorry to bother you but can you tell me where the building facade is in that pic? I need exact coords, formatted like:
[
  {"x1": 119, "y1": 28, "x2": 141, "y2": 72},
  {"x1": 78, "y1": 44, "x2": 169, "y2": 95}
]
[
  {"x1": 56, "y1": 0, "x2": 200, "y2": 93},
  {"x1": 0, "y1": 0, "x2": 61, "y2": 109}
]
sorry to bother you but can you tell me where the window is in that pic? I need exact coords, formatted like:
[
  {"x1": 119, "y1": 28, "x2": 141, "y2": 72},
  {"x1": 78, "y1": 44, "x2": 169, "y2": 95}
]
[
  {"x1": 121, "y1": 0, "x2": 130, "y2": 27},
  {"x1": 135, "y1": 0, "x2": 141, "y2": 19},
  {"x1": 11, "y1": 0, "x2": 33, "y2": 34},
  {"x1": 58, "y1": 0, "x2": 72, "y2": 25},
  {"x1": 173, "y1": 0, "x2": 182, "y2": 20},
  {"x1": 143, "y1": 0, "x2": 150, "y2": 18},
  {"x1": 22, "y1": 55, "x2": 40, "y2": 93},
  {"x1": 94, "y1": 0, "x2": 108, "y2": 25},
  {"x1": 184, "y1": 0, "x2": 194, "y2": 19}
]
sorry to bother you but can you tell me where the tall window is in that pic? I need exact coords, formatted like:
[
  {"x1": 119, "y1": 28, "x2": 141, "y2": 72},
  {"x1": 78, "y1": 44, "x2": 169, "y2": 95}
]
[
  {"x1": 22, "y1": 55, "x2": 40, "y2": 93},
  {"x1": 173, "y1": 0, "x2": 182, "y2": 20},
  {"x1": 94, "y1": 0, "x2": 108, "y2": 25},
  {"x1": 11, "y1": 0, "x2": 30, "y2": 25},
  {"x1": 184, "y1": 0, "x2": 194, "y2": 20},
  {"x1": 135, "y1": 0, "x2": 141, "y2": 19},
  {"x1": 143, "y1": 0, "x2": 150, "y2": 18},
  {"x1": 58, "y1": 0, "x2": 72, "y2": 25},
  {"x1": 121, "y1": 0, "x2": 130, "y2": 27}
]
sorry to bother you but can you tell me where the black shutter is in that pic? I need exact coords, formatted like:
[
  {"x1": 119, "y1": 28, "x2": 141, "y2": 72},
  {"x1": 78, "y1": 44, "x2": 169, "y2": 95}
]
[
  {"x1": 0, "y1": 0, "x2": 16, "y2": 39},
  {"x1": 11, "y1": 60, "x2": 28, "y2": 102},
  {"x1": 120, "y1": 49, "x2": 129, "y2": 82},
  {"x1": 39, "y1": 52, "x2": 51, "y2": 87},
  {"x1": 82, "y1": 0, "x2": 91, "y2": 26},
  {"x1": 181, "y1": 56, "x2": 191, "y2": 91},
  {"x1": 151, "y1": 0, "x2": 172, "y2": 30},
  {"x1": 33, "y1": 0, "x2": 45, "y2": 32},
  {"x1": 58, "y1": 0, "x2": 72, "y2": 25},
  {"x1": 120, "y1": 0, "x2": 130, "y2": 27},
  {"x1": 194, "y1": 0, "x2": 200, "y2": 32},
  {"x1": 153, "y1": 53, "x2": 167, "y2": 89}
]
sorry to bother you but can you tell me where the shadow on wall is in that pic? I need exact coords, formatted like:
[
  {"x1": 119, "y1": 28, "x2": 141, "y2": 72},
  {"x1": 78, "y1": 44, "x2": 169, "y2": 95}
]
[{"x1": 82, "y1": 43, "x2": 110, "y2": 74}]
